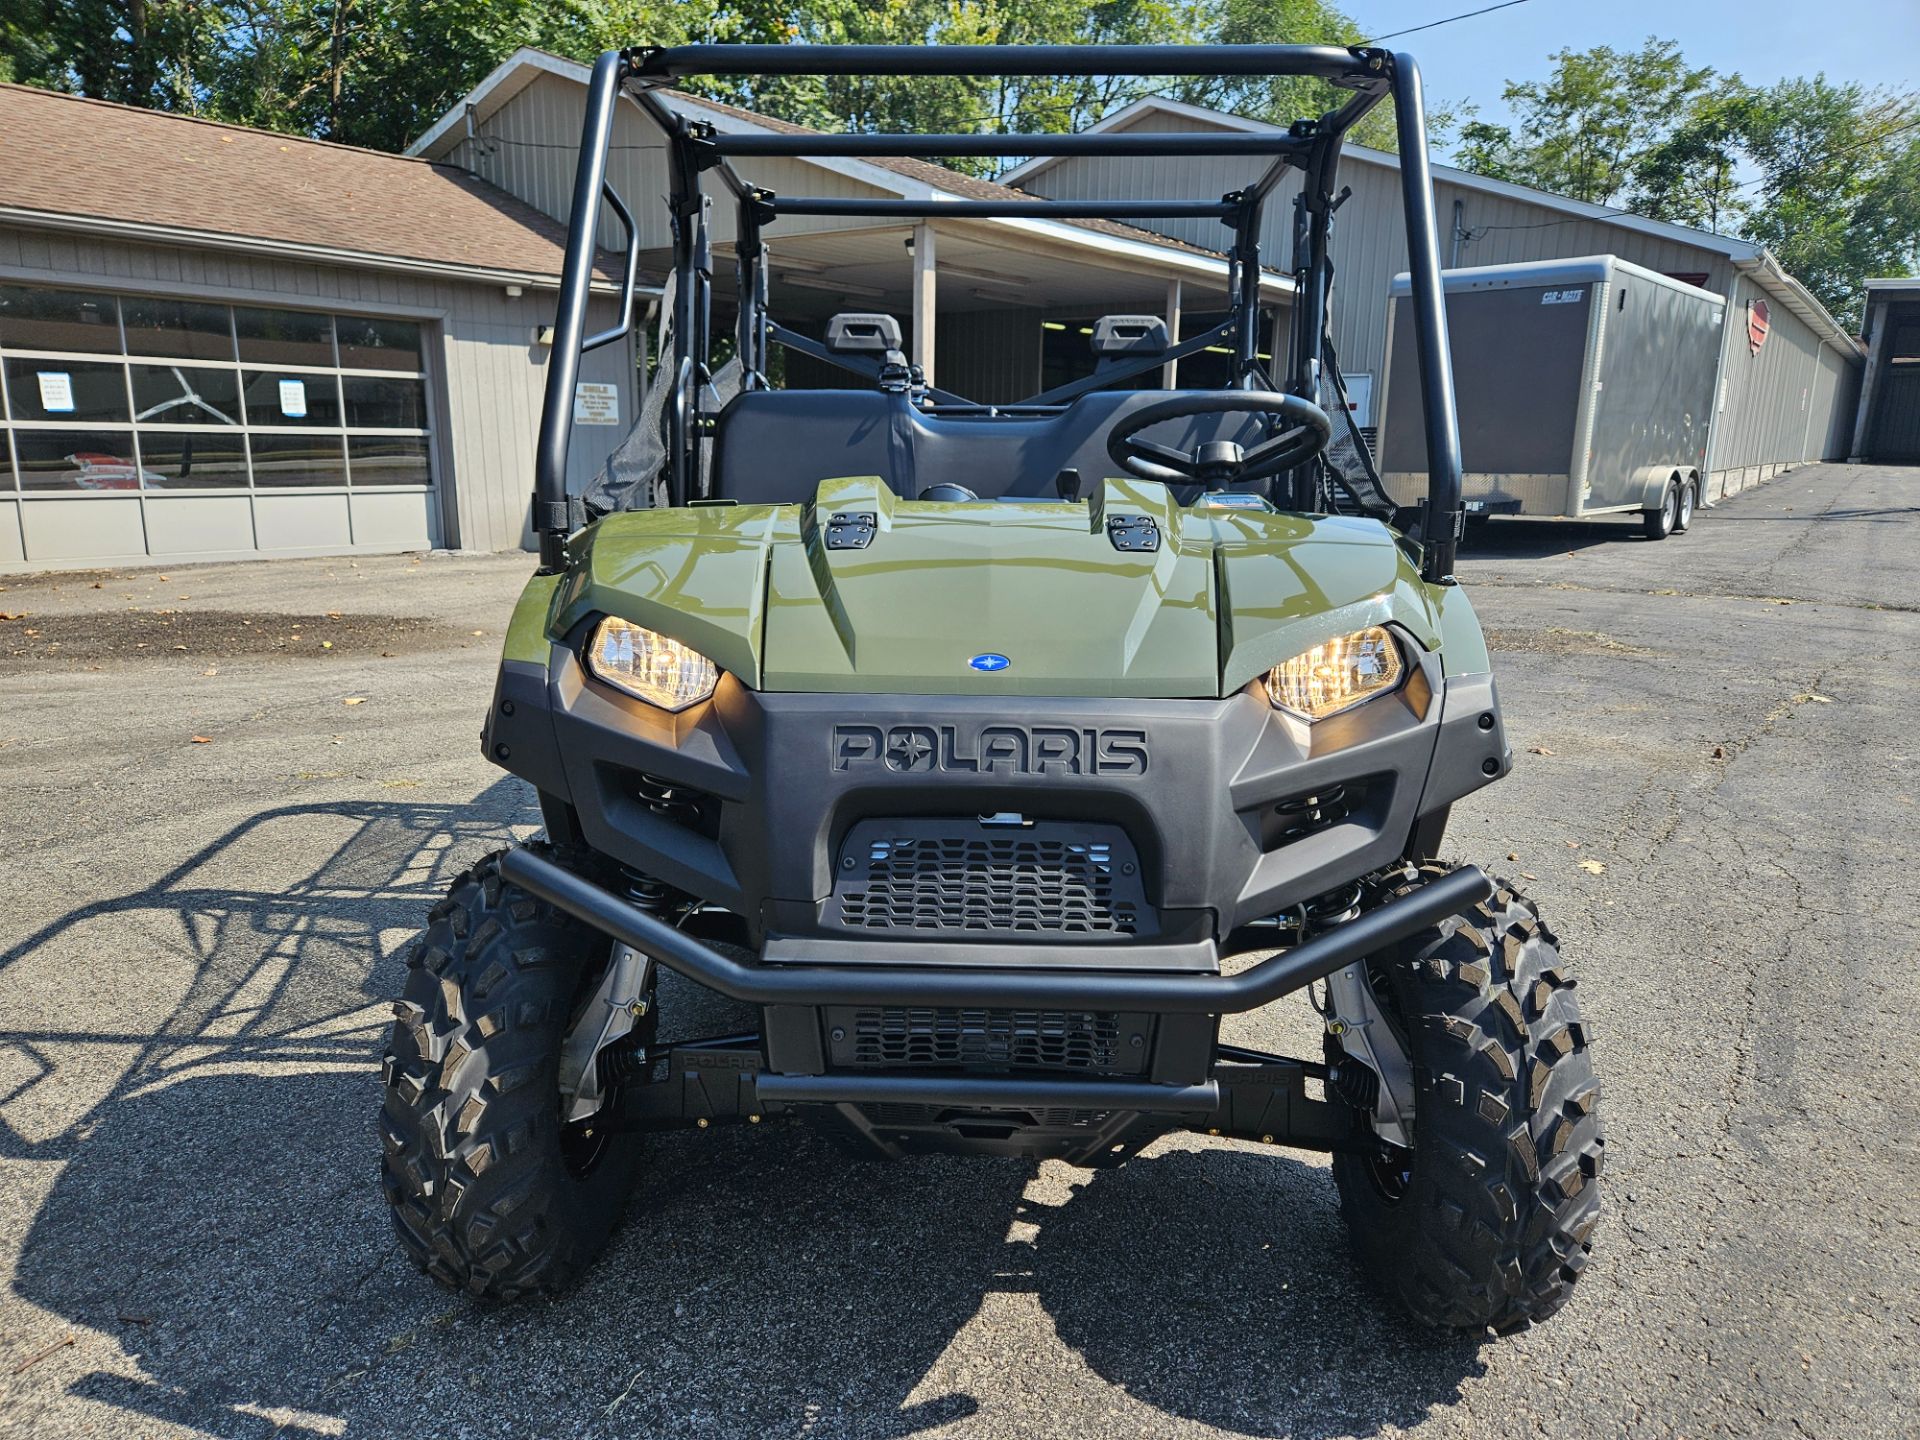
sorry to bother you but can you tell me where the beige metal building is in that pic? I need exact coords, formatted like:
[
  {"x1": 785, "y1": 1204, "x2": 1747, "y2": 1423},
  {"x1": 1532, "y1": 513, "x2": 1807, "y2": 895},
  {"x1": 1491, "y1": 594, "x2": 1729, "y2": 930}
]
[
  {"x1": 0, "y1": 82, "x2": 642, "y2": 571},
  {"x1": 1005, "y1": 97, "x2": 1864, "y2": 503}
]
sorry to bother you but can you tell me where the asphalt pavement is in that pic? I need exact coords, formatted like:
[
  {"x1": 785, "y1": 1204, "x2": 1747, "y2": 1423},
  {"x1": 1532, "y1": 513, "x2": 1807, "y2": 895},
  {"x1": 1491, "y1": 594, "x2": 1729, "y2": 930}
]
[{"x1": 1, "y1": 462, "x2": 1915, "y2": 1439}]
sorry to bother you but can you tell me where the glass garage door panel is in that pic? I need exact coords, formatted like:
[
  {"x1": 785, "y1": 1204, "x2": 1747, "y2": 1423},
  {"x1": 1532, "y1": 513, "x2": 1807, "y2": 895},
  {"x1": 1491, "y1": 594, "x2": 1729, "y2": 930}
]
[
  {"x1": 139, "y1": 431, "x2": 251, "y2": 489},
  {"x1": 336, "y1": 317, "x2": 421, "y2": 372},
  {"x1": 4, "y1": 357, "x2": 129, "y2": 423},
  {"x1": 122, "y1": 299, "x2": 236, "y2": 362},
  {"x1": 2, "y1": 283, "x2": 437, "y2": 562},
  {"x1": 0, "y1": 286, "x2": 122, "y2": 354},
  {"x1": 249, "y1": 433, "x2": 348, "y2": 487},
  {"x1": 348, "y1": 435, "x2": 430, "y2": 486},
  {"x1": 234, "y1": 306, "x2": 336, "y2": 367},
  {"x1": 243, "y1": 370, "x2": 342, "y2": 427},
  {"x1": 131, "y1": 365, "x2": 243, "y2": 427},
  {"x1": 12, "y1": 430, "x2": 147, "y2": 491},
  {"x1": 342, "y1": 375, "x2": 427, "y2": 429}
]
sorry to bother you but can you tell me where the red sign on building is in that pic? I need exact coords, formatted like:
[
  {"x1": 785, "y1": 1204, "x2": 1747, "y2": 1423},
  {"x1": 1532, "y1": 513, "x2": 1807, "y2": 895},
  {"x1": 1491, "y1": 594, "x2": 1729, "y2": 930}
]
[{"x1": 1748, "y1": 298, "x2": 1771, "y2": 354}]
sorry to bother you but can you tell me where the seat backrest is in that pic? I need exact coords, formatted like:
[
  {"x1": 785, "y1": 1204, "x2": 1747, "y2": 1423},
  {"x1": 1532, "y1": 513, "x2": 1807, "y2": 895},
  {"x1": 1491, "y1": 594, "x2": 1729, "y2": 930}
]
[{"x1": 709, "y1": 388, "x2": 1270, "y2": 504}]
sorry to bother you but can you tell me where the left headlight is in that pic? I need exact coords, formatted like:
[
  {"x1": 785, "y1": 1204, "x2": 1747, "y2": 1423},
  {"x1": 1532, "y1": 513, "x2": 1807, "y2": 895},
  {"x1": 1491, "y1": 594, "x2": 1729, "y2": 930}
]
[
  {"x1": 586, "y1": 616, "x2": 719, "y2": 711},
  {"x1": 1263, "y1": 626, "x2": 1404, "y2": 721}
]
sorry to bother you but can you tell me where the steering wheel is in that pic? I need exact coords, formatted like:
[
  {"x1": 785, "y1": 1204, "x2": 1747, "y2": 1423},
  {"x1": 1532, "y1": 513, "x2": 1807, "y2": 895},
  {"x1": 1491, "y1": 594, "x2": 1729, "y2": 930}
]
[{"x1": 1105, "y1": 392, "x2": 1332, "y2": 488}]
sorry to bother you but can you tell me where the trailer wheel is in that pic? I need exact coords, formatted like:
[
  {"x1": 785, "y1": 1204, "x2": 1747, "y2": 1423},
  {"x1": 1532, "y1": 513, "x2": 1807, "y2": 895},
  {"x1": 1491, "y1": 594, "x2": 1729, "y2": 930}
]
[
  {"x1": 1673, "y1": 481, "x2": 1696, "y2": 533},
  {"x1": 1331, "y1": 868, "x2": 1603, "y2": 1333},
  {"x1": 380, "y1": 846, "x2": 642, "y2": 1300},
  {"x1": 1640, "y1": 482, "x2": 1679, "y2": 540}
]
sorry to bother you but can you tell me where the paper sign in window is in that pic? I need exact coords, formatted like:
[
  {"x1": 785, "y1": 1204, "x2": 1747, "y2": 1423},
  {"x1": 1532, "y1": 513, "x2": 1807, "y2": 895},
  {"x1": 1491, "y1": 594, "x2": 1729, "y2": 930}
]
[
  {"x1": 37, "y1": 371, "x2": 75, "y2": 413},
  {"x1": 278, "y1": 378, "x2": 308, "y2": 418}
]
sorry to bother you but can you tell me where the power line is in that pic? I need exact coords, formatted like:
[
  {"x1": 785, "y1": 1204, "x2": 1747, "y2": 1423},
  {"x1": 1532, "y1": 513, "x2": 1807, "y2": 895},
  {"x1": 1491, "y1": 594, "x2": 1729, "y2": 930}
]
[{"x1": 1367, "y1": 0, "x2": 1534, "y2": 44}]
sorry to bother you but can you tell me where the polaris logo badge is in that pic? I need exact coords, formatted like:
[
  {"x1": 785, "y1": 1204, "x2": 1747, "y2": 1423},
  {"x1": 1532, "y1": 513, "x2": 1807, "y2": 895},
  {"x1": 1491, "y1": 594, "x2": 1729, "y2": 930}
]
[
  {"x1": 832, "y1": 724, "x2": 1149, "y2": 776},
  {"x1": 968, "y1": 652, "x2": 1011, "y2": 672}
]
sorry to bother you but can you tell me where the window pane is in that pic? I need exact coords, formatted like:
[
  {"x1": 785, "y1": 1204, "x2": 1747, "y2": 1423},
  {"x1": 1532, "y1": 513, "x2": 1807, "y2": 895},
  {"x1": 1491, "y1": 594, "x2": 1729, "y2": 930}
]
[
  {"x1": 342, "y1": 374, "x2": 426, "y2": 429},
  {"x1": 12, "y1": 429, "x2": 145, "y2": 491},
  {"x1": 336, "y1": 315, "x2": 421, "y2": 371},
  {"x1": 131, "y1": 364, "x2": 243, "y2": 426},
  {"x1": 249, "y1": 432, "x2": 346, "y2": 487},
  {"x1": 243, "y1": 369, "x2": 340, "y2": 427},
  {"x1": 234, "y1": 306, "x2": 334, "y2": 366},
  {"x1": 137, "y1": 429, "x2": 251, "y2": 489},
  {"x1": 121, "y1": 298, "x2": 234, "y2": 361},
  {"x1": 348, "y1": 434, "x2": 431, "y2": 486},
  {"x1": 5, "y1": 357, "x2": 128, "y2": 422},
  {"x1": 0, "y1": 285, "x2": 121, "y2": 354}
]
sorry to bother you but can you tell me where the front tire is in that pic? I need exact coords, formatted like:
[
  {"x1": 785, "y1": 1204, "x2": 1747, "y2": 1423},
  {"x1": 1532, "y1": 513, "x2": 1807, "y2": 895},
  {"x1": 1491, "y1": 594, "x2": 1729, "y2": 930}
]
[
  {"x1": 380, "y1": 847, "x2": 642, "y2": 1299},
  {"x1": 1332, "y1": 867, "x2": 1603, "y2": 1332}
]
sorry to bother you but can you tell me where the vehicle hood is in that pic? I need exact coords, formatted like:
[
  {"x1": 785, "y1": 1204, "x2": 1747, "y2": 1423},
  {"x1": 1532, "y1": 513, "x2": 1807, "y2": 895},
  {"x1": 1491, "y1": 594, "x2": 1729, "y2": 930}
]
[{"x1": 552, "y1": 476, "x2": 1446, "y2": 698}]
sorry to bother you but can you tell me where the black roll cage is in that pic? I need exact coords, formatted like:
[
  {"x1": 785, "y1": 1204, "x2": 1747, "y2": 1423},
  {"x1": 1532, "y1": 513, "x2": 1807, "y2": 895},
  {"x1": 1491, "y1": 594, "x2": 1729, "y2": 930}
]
[{"x1": 533, "y1": 43, "x2": 1464, "y2": 583}]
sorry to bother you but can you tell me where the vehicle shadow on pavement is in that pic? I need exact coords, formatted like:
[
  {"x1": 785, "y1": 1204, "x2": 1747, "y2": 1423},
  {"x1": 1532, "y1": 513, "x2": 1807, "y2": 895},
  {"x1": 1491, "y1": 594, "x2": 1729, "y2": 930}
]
[
  {"x1": 3, "y1": 781, "x2": 1480, "y2": 1439},
  {"x1": 1031, "y1": 1147, "x2": 1486, "y2": 1436}
]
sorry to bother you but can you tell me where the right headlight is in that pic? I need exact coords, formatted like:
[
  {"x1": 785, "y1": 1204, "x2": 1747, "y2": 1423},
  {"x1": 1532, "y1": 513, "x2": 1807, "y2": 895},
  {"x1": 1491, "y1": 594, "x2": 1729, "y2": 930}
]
[
  {"x1": 1262, "y1": 626, "x2": 1403, "y2": 720},
  {"x1": 585, "y1": 616, "x2": 719, "y2": 711}
]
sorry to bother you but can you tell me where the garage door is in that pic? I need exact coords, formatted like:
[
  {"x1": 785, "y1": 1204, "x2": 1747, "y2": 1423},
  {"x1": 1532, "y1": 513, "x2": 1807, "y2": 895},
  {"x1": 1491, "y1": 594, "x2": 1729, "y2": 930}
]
[{"x1": 0, "y1": 283, "x2": 441, "y2": 568}]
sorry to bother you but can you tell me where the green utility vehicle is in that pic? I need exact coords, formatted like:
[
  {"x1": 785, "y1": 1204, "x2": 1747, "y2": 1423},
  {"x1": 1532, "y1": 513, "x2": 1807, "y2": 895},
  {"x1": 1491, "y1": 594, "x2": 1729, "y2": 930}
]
[{"x1": 380, "y1": 43, "x2": 1602, "y2": 1333}]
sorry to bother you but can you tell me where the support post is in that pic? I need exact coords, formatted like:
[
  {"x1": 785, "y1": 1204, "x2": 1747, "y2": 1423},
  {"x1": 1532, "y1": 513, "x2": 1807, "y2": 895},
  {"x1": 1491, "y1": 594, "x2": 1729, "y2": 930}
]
[
  {"x1": 1162, "y1": 278, "x2": 1183, "y2": 388},
  {"x1": 532, "y1": 49, "x2": 623, "y2": 571},
  {"x1": 1391, "y1": 51, "x2": 1464, "y2": 582},
  {"x1": 912, "y1": 222, "x2": 937, "y2": 386}
]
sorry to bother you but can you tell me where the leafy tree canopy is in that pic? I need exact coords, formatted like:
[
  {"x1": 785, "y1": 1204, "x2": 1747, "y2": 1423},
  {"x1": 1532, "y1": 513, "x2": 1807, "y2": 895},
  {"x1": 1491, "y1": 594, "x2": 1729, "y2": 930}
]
[{"x1": 3, "y1": 0, "x2": 1401, "y2": 160}]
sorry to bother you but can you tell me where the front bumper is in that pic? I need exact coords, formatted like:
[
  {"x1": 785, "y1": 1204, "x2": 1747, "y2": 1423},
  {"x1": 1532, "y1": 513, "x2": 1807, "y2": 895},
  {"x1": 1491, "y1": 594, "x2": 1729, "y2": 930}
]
[
  {"x1": 482, "y1": 630, "x2": 1510, "y2": 955},
  {"x1": 499, "y1": 846, "x2": 1492, "y2": 1161}
]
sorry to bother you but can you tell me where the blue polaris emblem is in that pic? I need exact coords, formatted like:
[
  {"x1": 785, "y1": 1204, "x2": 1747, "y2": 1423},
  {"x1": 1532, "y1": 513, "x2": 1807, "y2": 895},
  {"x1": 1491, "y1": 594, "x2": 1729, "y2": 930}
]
[{"x1": 968, "y1": 652, "x2": 1012, "y2": 673}]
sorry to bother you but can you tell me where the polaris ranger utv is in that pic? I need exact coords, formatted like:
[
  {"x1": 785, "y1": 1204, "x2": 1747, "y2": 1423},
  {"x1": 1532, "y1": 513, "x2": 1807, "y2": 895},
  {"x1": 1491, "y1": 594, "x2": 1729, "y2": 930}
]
[{"x1": 380, "y1": 43, "x2": 1602, "y2": 1333}]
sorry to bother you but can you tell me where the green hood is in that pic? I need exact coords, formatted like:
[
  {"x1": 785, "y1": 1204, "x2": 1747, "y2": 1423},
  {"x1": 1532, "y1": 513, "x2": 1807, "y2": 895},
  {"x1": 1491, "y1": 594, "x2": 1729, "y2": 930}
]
[{"x1": 542, "y1": 476, "x2": 1466, "y2": 698}]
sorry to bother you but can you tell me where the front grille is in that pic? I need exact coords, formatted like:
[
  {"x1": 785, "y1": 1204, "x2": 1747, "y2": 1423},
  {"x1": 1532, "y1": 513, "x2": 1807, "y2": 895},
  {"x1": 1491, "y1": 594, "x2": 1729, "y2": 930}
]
[
  {"x1": 831, "y1": 818, "x2": 1150, "y2": 939},
  {"x1": 828, "y1": 1006, "x2": 1152, "y2": 1075}
]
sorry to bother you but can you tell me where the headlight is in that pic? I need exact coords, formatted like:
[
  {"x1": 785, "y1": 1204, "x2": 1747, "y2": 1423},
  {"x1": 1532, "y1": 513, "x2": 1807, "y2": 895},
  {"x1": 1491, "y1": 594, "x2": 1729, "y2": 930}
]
[
  {"x1": 586, "y1": 616, "x2": 718, "y2": 711},
  {"x1": 1263, "y1": 626, "x2": 1403, "y2": 720}
]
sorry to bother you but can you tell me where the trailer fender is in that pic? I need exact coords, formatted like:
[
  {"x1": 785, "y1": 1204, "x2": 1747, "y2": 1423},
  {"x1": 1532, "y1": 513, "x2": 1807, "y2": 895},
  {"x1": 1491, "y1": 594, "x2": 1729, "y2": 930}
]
[{"x1": 1631, "y1": 466, "x2": 1684, "y2": 512}]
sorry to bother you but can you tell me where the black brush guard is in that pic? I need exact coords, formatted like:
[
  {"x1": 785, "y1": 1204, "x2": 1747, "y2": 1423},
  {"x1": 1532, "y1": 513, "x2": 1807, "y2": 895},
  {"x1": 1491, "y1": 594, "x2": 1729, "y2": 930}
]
[{"x1": 499, "y1": 848, "x2": 1489, "y2": 1155}]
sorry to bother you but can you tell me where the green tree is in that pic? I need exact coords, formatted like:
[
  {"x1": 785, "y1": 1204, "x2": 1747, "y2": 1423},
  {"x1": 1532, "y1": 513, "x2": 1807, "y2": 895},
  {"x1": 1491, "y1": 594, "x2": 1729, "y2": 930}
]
[
  {"x1": 1454, "y1": 38, "x2": 1715, "y2": 205},
  {"x1": 1733, "y1": 77, "x2": 1920, "y2": 326}
]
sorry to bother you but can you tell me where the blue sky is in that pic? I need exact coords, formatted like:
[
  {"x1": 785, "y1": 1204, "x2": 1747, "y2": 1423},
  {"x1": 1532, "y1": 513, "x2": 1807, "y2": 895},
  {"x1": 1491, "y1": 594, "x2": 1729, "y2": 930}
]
[{"x1": 1354, "y1": 0, "x2": 1919, "y2": 158}]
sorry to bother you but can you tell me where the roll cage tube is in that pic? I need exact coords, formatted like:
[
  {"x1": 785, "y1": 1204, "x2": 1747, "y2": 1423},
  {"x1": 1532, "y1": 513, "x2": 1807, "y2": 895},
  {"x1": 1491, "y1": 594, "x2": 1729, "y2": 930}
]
[{"x1": 531, "y1": 45, "x2": 1464, "y2": 581}]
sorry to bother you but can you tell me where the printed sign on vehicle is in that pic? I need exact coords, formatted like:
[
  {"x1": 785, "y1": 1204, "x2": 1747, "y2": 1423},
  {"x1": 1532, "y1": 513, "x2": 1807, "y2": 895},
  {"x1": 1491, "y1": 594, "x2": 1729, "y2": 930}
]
[
  {"x1": 574, "y1": 382, "x2": 620, "y2": 425},
  {"x1": 1540, "y1": 289, "x2": 1585, "y2": 305}
]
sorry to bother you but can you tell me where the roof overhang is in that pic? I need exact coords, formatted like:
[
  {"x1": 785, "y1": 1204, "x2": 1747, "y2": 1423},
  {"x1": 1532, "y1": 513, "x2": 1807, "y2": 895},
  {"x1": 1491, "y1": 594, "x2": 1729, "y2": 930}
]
[
  {"x1": 409, "y1": 49, "x2": 1292, "y2": 304},
  {"x1": 0, "y1": 204, "x2": 646, "y2": 296}
]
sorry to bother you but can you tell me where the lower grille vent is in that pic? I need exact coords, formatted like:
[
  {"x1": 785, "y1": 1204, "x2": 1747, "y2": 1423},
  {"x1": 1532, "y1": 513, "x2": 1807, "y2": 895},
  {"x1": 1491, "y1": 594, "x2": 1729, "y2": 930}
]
[{"x1": 828, "y1": 1005, "x2": 1150, "y2": 1075}]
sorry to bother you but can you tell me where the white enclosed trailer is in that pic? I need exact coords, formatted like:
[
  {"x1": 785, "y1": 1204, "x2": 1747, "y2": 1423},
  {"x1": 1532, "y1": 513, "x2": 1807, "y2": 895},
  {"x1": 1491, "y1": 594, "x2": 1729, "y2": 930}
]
[{"x1": 1377, "y1": 256, "x2": 1724, "y2": 539}]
